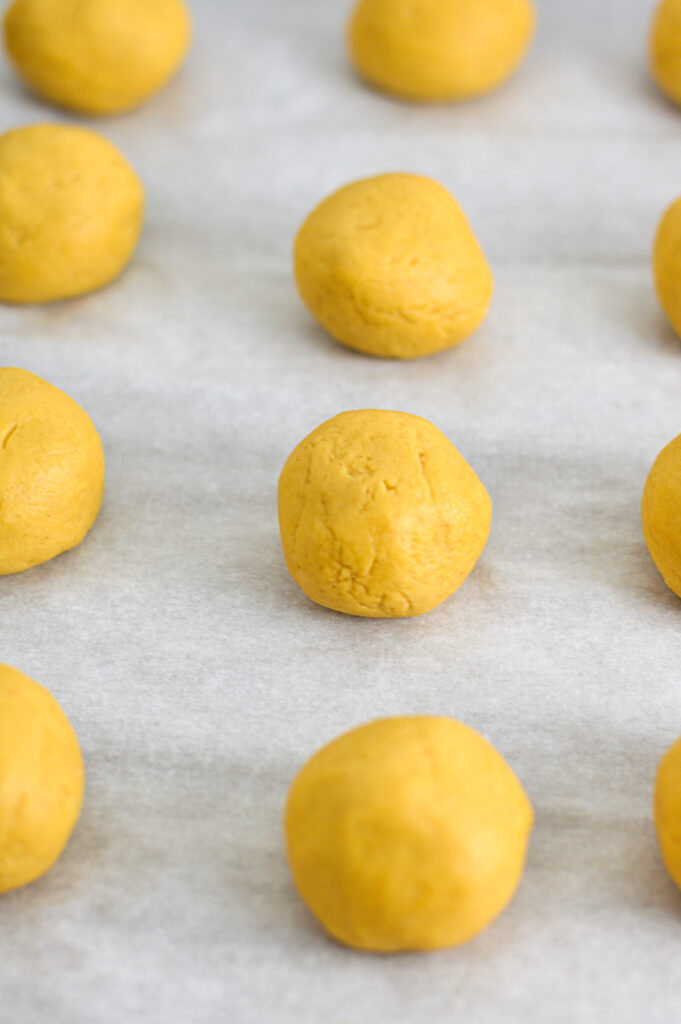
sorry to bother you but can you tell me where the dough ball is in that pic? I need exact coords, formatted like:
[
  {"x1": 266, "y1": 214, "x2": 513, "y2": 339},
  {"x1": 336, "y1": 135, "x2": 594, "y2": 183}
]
[
  {"x1": 278, "y1": 409, "x2": 491, "y2": 618},
  {"x1": 285, "y1": 716, "x2": 533, "y2": 951},
  {"x1": 348, "y1": 0, "x2": 536, "y2": 103},
  {"x1": 653, "y1": 193, "x2": 681, "y2": 338},
  {"x1": 655, "y1": 732, "x2": 681, "y2": 891},
  {"x1": 294, "y1": 174, "x2": 493, "y2": 360},
  {"x1": 4, "y1": 0, "x2": 192, "y2": 116},
  {"x1": 642, "y1": 432, "x2": 681, "y2": 599},
  {"x1": 0, "y1": 367, "x2": 105, "y2": 575},
  {"x1": 0, "y1": 663, "x2": 84, "y2": 893},
  {"x1": 0, "y1": 124, "x2": 144, "y2": 304},
  {"x1": 650, "y1": 0, "x2": 681, "y2": 108}
]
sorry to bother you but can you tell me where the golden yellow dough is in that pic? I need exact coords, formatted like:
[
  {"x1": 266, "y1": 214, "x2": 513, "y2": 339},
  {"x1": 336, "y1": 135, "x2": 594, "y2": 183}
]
[
  {"x1": 0, "y1": 124, "x2": 144, "y2": 304},
  {"x1": 348, "y1": 0, "x2": 536, "y2": 103},
  {"x1": 650, "y1": 0, "x2": 681, "y2": 108},
  {"x1": 285, "y1": 716, "x2": 533, "y2": 952},
  {"x1": 294, "y1": 174, "x2": 493, "y2": 360},
  {"x1": 653, "y1": 194, "x2": 681, "y2": 338},
  {"x1": 4, "y1": 0, "x2": 192, "y2": 116},
  {"x1": 278, "y1": 409, "x2": 491, "y2": 618},
  {"x1": 655, "y1": 733, "x2": 681, "y2": 891},
  {"x1": 642, "y1": 432, "x2": 681, "y2": 599},
  {"x1": 0, "y1": 663, "x2": 84, "y2": 893},
  {"x1": 0, "y1": 367, "x2": 105, "y2": 574}
]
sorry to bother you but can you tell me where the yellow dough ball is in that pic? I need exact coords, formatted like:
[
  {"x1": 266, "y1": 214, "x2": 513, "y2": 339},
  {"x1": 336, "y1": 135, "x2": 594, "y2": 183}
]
[
  {"x1": 655, "y1": 733, "x2": 681, "y2": 891},
  {"x1": 642, "y1": 432, "x2": 681, "y2": 599},
  {"x1": 285, "y1": 716, "x2": 533, "y2": 952},
  {"x1": 294, "y1": 174, "x2": 493, "y2": 360},
  {"x1": 4, "y1": 0, "x2": 192, "y2": 116},
  {"x1": 0, "y1": 124, "x2": 144, "y2": 304},
  {"x1": 278, "y1": 409, "x2": 491, "y2": 618},
  {"x1": 0, "y1": 663, "x2": 84, "y2": 894},
  {"x1": 653, "y1": 194, "x2": 681, "y2": 338},
  {"x1": 348, "y1": 0, "x2": 536, "y2": 103},
  {"x1": 0, "y1": 367, "x2": 105, "y2": 575},
  {"x1": 650, "y1": 0, "x2": 681, "y2": 108}
]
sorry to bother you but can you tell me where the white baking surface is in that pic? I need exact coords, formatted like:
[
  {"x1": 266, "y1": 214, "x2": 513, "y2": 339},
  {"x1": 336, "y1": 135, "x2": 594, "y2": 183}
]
[{"x1": 2, "y1": 0, "x2": 681, "y2": 1020}]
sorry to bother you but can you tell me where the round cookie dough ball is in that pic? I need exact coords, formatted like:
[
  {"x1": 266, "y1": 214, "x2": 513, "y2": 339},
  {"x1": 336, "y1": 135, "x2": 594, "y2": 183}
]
[
  {"x1": 294, "y1": 174, "x2": 493, "y2": 360},
  {"x1": 0, "y1": 663, "x2": 84, "y2": 894},
  {"x1": 0, "y1": 124, "x2": 144, "y2": 304},
  {"x1": 0, "y1": 367, "x2": 105, "y2": 575},
  {"x1": 4, "y1": 0, "x2": 192, "y2": 116},
  {"x1": 278, "y1": 409, "x2": 491, "y2": 618},
  {"x1": 642, "y1": 432, "x2": 681, "y2": 599},
  {"x1": 653, "y1": 194, "x2": 681, "y2": 338},
  {"x1": 655, "y1": 732, "x2": 681, "y2": 892},
  {"x1": 348, "y1": 0, "x2": 536, "y2": 103},
  {"x1": 285, "y1": 716, "x2": 533, "y2": 951},
  {"x1": 650, "y1": 0, "x2": 681, "y2": 108}
]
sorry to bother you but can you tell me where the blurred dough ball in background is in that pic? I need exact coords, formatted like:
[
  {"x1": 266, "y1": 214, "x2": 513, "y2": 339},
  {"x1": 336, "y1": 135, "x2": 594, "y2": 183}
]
[
  {"x1": 655, "y1": 732, "x2": 681, "y2": 892},
  {"x1": 294, "y1": 174, "x2": 493, "y2": 360},
  {"x1": 278, "y1": 409, "x2": 491, "y2": 619},
  {"x1": 650, "y1": 0, "x2": 681, "y2": 107},
  {"x1": 0, "y1": 367, "x2": 105, "y2": 575},
  {"x1": 285, "y1": 716, "x2": 533, "y2": 951},
  {"x1": 4, "y1": 0, "x2": 192, "y2": 115},
  {"x1": 0, "y1": 124, "x2": 144, "y2": 304},
  {"x1": 0, "y1": 663, "x2": 84, "y2": 894},
  {"x1": 347, "y1": 0, "x2": 536, "y2": 102},
  {"x1": 642, "y1": 431, "x2": 681, "y2": 601},
  {"x1": 653, "y1": 193, "x2": 681, "y2": 339}
]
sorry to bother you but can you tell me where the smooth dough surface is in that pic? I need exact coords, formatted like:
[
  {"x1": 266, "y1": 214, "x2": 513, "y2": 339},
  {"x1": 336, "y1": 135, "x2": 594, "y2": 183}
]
[
  {"x1": 650, "y1": 0, "x2": 681, "y2": 107},
  {"x1": 0, "y1": 124, "x2": 144, "y2": 304},
  {"x1": 278, "y1": 409, "x2": 491, "y2": 618},
  {"x1": 653, "y1": 194, "x2": 681, "y2": 338},
  {"x1": 0, "y1": 663, "x2": 84, "y2": 894},
  {"x1": 285, "y1": 716, "x2": 534, "y2": 952},
  {"x1": 642, "y1": 432, "x2": 681, "y2": 599},
  {"x1": 294, "y1": 174, "x2": 493, "y2": 359},
  {"x1": 4, "y1": 0, "x2": 192, "y2": 115},
  {"x1": 0, "y1": 367, "x2": 105, "y2": 575},
  {"x1": 655, "y1": 733, "x2": 681, "y2": 891},
  {"x1": 348, "y1": 0, "x2": 536, "y2": 102}
]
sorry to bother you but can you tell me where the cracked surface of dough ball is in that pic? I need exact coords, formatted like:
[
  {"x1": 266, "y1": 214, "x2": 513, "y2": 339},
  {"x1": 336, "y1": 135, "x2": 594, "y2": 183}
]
[
  {"x1": 348, "y1": 0, "x2": 536, "y2": 102},
  {"x1": 294, "y1": 174, "x2": 493, "y2": 360},
  {"x1": 0, "y1": 663, "x2": 84, "y2": 894},
  {"x1": 4, "y1": 0, "x2": 192, "y2": 115},
  {"x1": 642, "y1": 432, "x2": 681, "y2": 599},
  {"x1": 278, "y1": 409, "x2": 491, "y2": 618},
  {"x1": 655, "y1": 732, "x2": 681, "y2": 892},
  {"x1": 285, "y1": 716, "x2": 533, "y2": 951},
  {"x1": 653, "y1": 194, "x2": 681, "y2": 338},
  {"x1": 0, "y1": 367, "x2": 105, "y2": 575},
  {"x1": 650, "y1": 0, "x2": 681, "y2": 107},
  {"x1": 0, "y1": 124, "x2": 144, "y2": 304}
]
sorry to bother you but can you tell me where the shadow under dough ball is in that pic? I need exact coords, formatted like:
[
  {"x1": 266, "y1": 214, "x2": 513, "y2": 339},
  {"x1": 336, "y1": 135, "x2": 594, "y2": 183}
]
[
  {"x1": 0, "y1": 123, "x2": 144, "y2": 304},
  {"x1": 278, "y1": 409, "x2": 491, "y2": 618},
  {"x1": 347, "y1": 0, "x2": 536, "y2": 102},
  {"x1": 4, "y1": 0, "x2": 192, "y2": 115},
  {"x1": 285, "y1": 716, "x2": 533, "y2": 951},
  {"x1": 0, "y1": 663, "x2": 84, "y2": 894},
  {"x1": 0, "y1": 367, "x2": 105, "y2": 575},
  {"x1": 294, "y1": 173, "x2": 493, "y2": 359}
]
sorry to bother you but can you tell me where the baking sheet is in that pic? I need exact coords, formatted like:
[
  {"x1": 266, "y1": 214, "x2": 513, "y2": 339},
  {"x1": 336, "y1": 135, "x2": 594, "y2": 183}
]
[{"x1": 3, "y1": 0, "x2": 681, "y2": 1020}]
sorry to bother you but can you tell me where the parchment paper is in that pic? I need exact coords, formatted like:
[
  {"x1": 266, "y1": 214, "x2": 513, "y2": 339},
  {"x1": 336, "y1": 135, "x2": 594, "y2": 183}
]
[{"x1": 2, "y1": 1, "x2": 681, "y2": 1021}]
